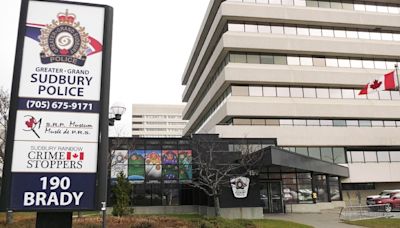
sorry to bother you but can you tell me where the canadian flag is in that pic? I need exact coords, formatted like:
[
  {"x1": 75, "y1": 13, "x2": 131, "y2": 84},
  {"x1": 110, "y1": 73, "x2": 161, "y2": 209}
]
[
  {"x1": 66, "y1": 152, "x2": 84, "y2": 160},
  {"x1": 358, "y1": 71, "x2": 397, "y2": 95}
]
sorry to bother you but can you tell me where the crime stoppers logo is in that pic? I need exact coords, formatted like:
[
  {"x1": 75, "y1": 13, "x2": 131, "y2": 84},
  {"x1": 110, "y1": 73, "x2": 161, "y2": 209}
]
[{"x1": 39, "y1": 9, "x2": 89, "y2": 66}]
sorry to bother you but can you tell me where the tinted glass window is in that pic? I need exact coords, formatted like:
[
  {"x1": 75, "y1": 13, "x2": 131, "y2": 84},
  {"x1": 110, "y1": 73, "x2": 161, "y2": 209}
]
[
  {"x1": 260, "y1": 55, "x2": 274, "y2": 64},
  {"x1": 333, "y1": 147, "x2": 346, "y2": 163},
  {"x1": 308, "y1": 147, "x2": 321, "y2": 159},
  {"x1": 321, "y1": 147, "x2": 333, "y2": 163}
]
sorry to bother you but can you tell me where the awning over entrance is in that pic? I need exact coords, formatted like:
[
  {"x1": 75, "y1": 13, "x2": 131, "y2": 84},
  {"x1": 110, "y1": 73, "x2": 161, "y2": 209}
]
[{"x1": 255, "y1": 147, "x2": 349, "y2": 177}]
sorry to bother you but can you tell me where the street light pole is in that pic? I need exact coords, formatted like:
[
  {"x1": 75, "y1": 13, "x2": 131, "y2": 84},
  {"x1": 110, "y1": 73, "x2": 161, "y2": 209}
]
[{"x1": 103, "y1": 103, "x2": 126, "y2": 228}]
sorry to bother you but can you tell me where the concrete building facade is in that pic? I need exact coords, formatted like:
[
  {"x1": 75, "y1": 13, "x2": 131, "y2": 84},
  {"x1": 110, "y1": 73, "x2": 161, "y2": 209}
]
[
  {"x1": 132, "y1": 104, "x2": 187, "y2": 138},
  {"x1": 181, "y1": 0, "x2": 400, "y2": 210}
]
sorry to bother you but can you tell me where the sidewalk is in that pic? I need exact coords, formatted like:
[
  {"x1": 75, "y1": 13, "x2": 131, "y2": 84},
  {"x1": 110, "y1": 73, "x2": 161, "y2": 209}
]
[{"x1": 263, "y1": 209, "x2": 363, "y2": 228}]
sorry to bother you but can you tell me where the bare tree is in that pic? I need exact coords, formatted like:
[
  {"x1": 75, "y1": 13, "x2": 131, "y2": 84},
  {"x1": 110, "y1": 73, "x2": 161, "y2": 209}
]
[
  {"x1": 0, "y1": 87, "x2": 11, "y2": 224},
  {"x1": 189, "y1": 137, "x2": 263, "y2": 217},
  {"x1": 0, "y1": 87, "x2": 10, "y2": 169}
]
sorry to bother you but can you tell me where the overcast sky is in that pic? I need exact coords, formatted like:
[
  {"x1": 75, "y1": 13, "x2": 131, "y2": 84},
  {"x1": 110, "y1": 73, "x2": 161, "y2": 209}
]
[{"x1": 1, "y1": 0, "x2": 210, "y2": 136}]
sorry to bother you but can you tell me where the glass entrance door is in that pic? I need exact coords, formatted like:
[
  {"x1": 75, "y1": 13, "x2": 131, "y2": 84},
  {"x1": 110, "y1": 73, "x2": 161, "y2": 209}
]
[{"x1": 260, "y1": 181, "x2": 283, "y2": 213}]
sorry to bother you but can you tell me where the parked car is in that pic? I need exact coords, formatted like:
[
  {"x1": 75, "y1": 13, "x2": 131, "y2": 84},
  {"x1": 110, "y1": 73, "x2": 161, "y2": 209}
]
[
  {"x1": 374, "y1": 192, "x2": 400, "y2": 212},
  {"x1": 366, "y1": 189, "x2": 400, "y2": 205}
]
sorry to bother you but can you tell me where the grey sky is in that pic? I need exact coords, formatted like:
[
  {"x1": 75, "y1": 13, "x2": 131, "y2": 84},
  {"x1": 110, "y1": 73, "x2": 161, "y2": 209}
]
[{"x1": 1, "y1": 0, "x2": 209, "y2": 135}]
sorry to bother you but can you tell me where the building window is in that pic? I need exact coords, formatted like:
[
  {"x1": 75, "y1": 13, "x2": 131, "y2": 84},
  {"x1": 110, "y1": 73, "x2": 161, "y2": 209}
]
[
  {"x1": 247, "y1": 53, "x2": 260, "y2": 63},
  {"x1": 329, "y1": 177, "x2": 341, "y2": 201},
  {"x1": 228, "y1": 23, "x2": 244, "y2": 32},
  {"x1": 333, "y1": 148, "x2": 346, "y2": 164},
  {"x1": 263, "y1": 86, "x2": 277, "y2": 96},
  {"x1": 230, "y1": 53, "x2": 246, "y2": 63},
  {"x1": 303, "y1": 88, "x2": 316, "y2": 98},
  {"x1": 377, "y1": 151, "x2": 390, "y2": 162},
  {"x1": 321, "y1": 147, "x2": 333, "y2": 163},
  {"x1": 308, "y1": 147, "x2": 321, "y2": 159},
  {"x1": 260, "y1": 54, "x2": 274, "y2": 64},
  {"x1": 314, "y1": 175, "x2": 329, "y2": 202},
  {"x1": 231, "y1": 86, "x2": 249, "y2": 96},
  {"x1": 297, "y1": 173, "x2": 313, "y2": 203},
  {"x1": 364, "y1": 151, "x2": 378, "y2": 162},
  {"x1": 277, "y1": 87, "x2": 290, "y2": 97},
  {"x1": 296, "y1": 147, "x2": 309, "y2": 156},
  {"x1": 274, "y1": 55, "x2": 287, "y2": 65},
  {"x1": 249, "y1": 86, "x2": 263, "y2": 96},
  {"x1": 391, "y1": 151, "x2": 400, "y2": 162}
]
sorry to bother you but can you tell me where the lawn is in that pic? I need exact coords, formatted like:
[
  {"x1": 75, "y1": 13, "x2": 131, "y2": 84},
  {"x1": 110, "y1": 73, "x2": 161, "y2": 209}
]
[
  {"x1": 344, "y1": 218, "x2": 400, "y2": 228},
  {"x1": 0, "y1": 212, "x2": 313, "y2": 228}
]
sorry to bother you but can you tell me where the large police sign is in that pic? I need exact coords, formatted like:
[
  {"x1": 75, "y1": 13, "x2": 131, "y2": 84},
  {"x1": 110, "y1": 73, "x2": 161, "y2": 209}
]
[{"x1": 1, "y1": 0, "x2": 112, "y2": 211}]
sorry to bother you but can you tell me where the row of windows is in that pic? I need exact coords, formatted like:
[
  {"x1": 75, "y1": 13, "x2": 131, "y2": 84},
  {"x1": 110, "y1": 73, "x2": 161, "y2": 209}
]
[
  {"x1": 232, "y1": 85, "x2": 400, "y2": 100},
  {"x1": 229, "y1": 53, "x2": 400, "y2": 70},
  {"x1": 132, "y1": 128, "x2": 183, "y2": 132},
  {"x1": 228, "y1": 23, "x2": 400, "y2": 42},
  {"x1": 136, "y1": 135, "x2": 183, "y2": 138},
  {"x1": 281, "y1": 146, "x2": 346, "y2": 163},
  {"x1": 193, "y1": 88, "x2": 232, "y2": 134},
  {"x1": 143, "y1": 115, "x2": 182, "y2": 119},
  {"x1": 226, "y1": 0, "x2": 400, "y2": 15},
  {"x1": 347, "y1": 150, "x2": 400, "y2": 163},
  {"x1": 184, "y1": 56, "x2": 229, "y2": 119},
  {"x1": 187, "y1": 51, "x2": 398, "y2": 120},
  {"x1": 133, "y1": 122, "x2": 187, "y2": 126},
  {"x1": 229, "y1": 118, "x2": 400, "y2": 128}
]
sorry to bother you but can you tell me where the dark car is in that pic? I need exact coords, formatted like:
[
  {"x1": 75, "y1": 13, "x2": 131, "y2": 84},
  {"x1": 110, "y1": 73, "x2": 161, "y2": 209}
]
[{"x1": 374, "y1": 192, "x2": 400, "y2": 212}]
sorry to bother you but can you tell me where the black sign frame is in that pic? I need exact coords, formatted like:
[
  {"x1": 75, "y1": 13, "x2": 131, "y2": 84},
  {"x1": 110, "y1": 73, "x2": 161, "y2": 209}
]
[{"x1": 0, "y1": 0, "x2": 113, "y2": 212}]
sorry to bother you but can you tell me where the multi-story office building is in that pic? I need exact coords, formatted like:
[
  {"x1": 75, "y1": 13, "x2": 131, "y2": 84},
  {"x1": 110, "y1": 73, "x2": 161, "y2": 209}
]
[
  {"x1": 132, "y1": 104, "x2": 187, "y2": 138},
  {"x1": 181, "y1": 0, "x2": 400, "y2": 212}
]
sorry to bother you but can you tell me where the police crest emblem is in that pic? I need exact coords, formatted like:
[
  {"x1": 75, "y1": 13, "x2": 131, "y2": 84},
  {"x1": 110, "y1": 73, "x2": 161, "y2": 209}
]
[{"x1": 39, "y1": 10, "x2": 89, "y2": 66}]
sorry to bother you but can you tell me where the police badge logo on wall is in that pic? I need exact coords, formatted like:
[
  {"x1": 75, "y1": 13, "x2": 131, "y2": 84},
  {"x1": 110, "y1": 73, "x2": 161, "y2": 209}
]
[
  {"x1": 39, "y1": 10, "x2": 89, "y2": 66},
  {"x1": 230, "y1": 176, "x2": 250, "y2": 199}
]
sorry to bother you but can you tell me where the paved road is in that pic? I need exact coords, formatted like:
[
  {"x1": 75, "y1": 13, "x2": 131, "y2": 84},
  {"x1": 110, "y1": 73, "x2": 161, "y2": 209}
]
[{"x1": 264, "y1": 209, "x2": 363, "y2": 228}]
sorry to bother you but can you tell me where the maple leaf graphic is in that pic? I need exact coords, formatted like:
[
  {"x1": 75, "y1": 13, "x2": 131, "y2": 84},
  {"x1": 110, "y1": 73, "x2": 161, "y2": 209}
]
[
  {"x1": 25, "y1": 117, "x2": 36, "y2": 129},
  {"x1": 73, "y1": 153, "x2": 78, "y2": 159},
  {"x1": 370, "y1": 80, "x2": 382, "y2": 90}
]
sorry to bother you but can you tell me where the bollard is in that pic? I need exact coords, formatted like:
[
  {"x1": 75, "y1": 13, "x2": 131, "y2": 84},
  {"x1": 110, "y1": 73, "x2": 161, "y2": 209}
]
[
  {"x1": 101, "y1": 201, "x2": 107, "y2": 228},
  {"x1": 6, "y1": 210, "x2": 13, "y2": 224}
]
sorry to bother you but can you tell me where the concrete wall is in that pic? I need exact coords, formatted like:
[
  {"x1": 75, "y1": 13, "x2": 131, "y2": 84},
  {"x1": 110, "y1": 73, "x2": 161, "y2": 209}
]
[
  {"x1": 130, "y1": 203, "x2": 346, "y2": 216},
  {"x1": 285, "y1": 201, "x2": 346, "y2": 213},
  {"x1": 130, "y1": 203, "x2": 344, "y2": 216},
  {"x1": 131, "y1": 205, "x2": 199, "y2": 215},
  {"x1": 130, "y1": 205, "x2": 263, "y2": 219}
]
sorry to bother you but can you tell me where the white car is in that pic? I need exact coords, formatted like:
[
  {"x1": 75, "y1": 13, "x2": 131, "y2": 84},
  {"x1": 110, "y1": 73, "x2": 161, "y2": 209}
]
[{"x1": 366, "y1": 189, "x2": 400, "y2": 205}]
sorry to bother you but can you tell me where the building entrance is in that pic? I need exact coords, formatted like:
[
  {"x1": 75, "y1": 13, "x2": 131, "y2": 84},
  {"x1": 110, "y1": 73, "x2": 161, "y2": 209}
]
[{"x1": 260, "y1": 181, "x2": 284, "y2": 213}]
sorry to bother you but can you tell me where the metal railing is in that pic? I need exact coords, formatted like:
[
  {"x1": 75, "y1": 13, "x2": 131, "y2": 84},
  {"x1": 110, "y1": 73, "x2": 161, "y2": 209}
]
[{"x1": 339, "y1": 204, "x2": 393, "y2": 221}]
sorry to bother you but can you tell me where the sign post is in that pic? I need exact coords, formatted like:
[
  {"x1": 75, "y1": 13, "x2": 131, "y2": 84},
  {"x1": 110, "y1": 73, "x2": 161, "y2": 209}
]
[{"x1": 0, "y1": 0, "x2": 113, "y2": 226}]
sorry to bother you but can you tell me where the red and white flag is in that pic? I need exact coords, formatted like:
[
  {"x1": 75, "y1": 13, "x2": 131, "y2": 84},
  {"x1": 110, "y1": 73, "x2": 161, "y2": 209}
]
[
  {"x1": 66, "y1": 152, "x2": 84, "y2": 160},
  {"x1": 358, "y1": 71, "x2": 397, "y2": 95}
]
